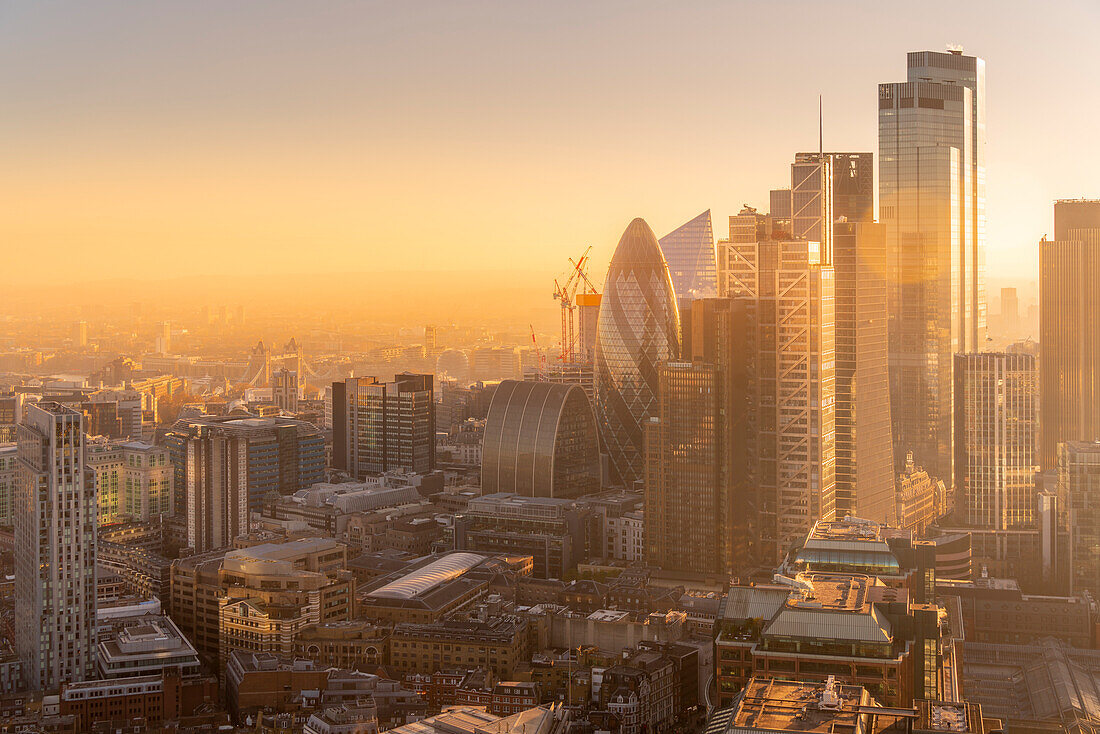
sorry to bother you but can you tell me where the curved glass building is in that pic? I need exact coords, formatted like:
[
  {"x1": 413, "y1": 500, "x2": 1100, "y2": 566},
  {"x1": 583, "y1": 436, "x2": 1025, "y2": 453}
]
[
  {"x1": 480, "y1": 380, "x2": 600, "y2": 498},
  {"x1": 595, "y1": 218, "x2": 681, "y2": 485}
]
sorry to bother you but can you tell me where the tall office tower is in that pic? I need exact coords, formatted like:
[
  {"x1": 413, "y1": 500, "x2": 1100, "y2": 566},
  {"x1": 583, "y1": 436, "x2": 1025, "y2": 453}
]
[
  {"x1": 769, "y1": 189, "x2": 792, "y2": 235},
  {"x1": 481, "y1": 380, "x2": 600, "y2": 498},
  {"x1": 784, "y1": 153, "x2": 891, "y2": 522},
  {"x1": 1000, "y1": 287, "x2": 1019, "y2": 334},
  {"x1": 1040, "y1": 200, "x2": 1100, "y2": 469},
  {"x1": 575, "y1": 292, "x2": 602, "y2": 365},
  {"x1": 73, "y1": 320, "x2": 88, "y2": 348},
  {"x1": 424, "y1": 324, "x2": 438, "y2": 352},
  {"x1": 594, "y1": 218, "x2": 681, "y2": 486},
  {"x1": 0, "y1": 392, "x2": 23, "y2": 442},
  {"x1": 271, "y1": 368, "x2": 300, "y2": 413},
  {"x1": 644, "y1": 362, "x2": 724, "y2": 576},
  {"x1": 679, "y1": 297, "x2": 753, "y2": 568},
  {"x1": 15, "y1": 402, "x2": 97, "y2": 691},
  {"x1": 1058, "y1": 441, "x2": 1100, "y2": 596},
  {"x1": 953, "y1": 352, "x2": 1038, "y2": 529},
  {"x1": 832, "y1": 221, "x2": 895, "y2": 522},
  {"x1": 880, "y1": 49, "x2": 987, "y2": 482},
  {"x1": 331, "y1": 374, "x2": 435, "y2": 479},
  {"x1": 718, "y1": 211, "x2": 836, "y2": 562},
  {"x1": 174, "y1": 425, "x2": 249, "y2": 553},
  {"x1": 658, "y1": 210, "x2": 717, "y2": 305},
  {"x1": 165, "y1": 416, "x2": 324, "y2": 518},
  {"x1": 0, "y1": 444, "x2": 15, "y2": 526},
  {"x1": 791, "y1": 154, "x2": 833, "y2": 261}
]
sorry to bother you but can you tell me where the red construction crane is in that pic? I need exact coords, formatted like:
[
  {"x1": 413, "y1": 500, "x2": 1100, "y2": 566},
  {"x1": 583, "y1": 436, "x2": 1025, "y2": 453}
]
[
  {"x1": 529, "y1": 325, "x2": 547, "y2": 379},
  {"x1": 553, "y1": 246, "x2": 594, "y2": 363}
]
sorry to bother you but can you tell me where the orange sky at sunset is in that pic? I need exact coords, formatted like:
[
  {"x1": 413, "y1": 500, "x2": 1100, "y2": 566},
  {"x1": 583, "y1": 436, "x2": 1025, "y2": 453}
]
[{"x1": 2, "y1": 0, "x2": 1098, "y2": 301}]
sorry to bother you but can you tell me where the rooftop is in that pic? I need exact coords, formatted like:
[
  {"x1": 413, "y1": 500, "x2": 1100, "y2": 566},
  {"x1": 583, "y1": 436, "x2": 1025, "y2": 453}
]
[
  {"x1": 367, "y1": 552, "x2": 486, "y2": 600},
  {"x1": 706, "y1": 677, "x2": 873, "y2": 734}
]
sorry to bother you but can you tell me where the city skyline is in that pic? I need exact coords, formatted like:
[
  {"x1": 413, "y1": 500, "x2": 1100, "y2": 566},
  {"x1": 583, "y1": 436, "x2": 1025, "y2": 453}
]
[{"x1": 1, "y1": 1, "x2": 1098, "y2": 293}]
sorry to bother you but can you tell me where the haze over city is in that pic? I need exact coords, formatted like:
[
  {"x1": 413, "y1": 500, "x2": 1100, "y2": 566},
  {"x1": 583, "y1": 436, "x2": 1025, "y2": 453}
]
[
  {"x1": 3, "y1": 0, "x2": 1099, "y2": 321},
  {"x1": 4, "y1": 4, "x2": 1100, "y2": 734}
]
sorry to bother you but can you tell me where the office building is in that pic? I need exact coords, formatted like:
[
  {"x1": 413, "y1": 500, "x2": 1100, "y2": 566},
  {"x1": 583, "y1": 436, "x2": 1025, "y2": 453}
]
[
  {"x1": 481, "y1": 380, "x2": 599, "y2": 499},
  {"x1": 880, "y1": 49, "x2": 987, "y2": 482},
  {"x1": 713, "y1": 572, "x2": 946, "y2": 707},
  {"x1": 0, "y1": 443, "x2": 15, "y2": 526},
  {"x1": 332, "y1": 374, "x2": 435, "y2": 479},
  {"x1": 953, "y1": 352, "x2": 1038, "y2": 529},
  {"x1": 718, "y1": 209, "x2": 836, "y2": 562},
  {"x1": 658, "y1": 210, "x2": 717, "y2": 303},
  {"x1": 1058, "y1": 440, "x2": 1100, "y2": 596},
  {"x1": 454, "y1": 493, "x2": 598, "y2": 579},
  {"x1": 389, "y1": 617, "x2": 529, "y2": 679},
  {"x1": 644, "y1": 361, "x2": 727, "y2": 577},
  {"x1": 86, "y1": 437, "x2": 173, "y2": 524},
  {"x1": 59, "y1": 668, "x2": 219, "y2": 732},
  {"x1": 165, "y1": 415, "x2": 324, "y2": 548},
  {"x1": 595, "y1": 218, "x2": 681, "y2": 486},
  {"x1": 14, "y1": 402, "x2": 97, "y2": 691},
  {"x1": 73, "y1": 320, "x2": 88, "y2": 348},
  {"x1": 96, "y1": 613, "x2": 201, "y2": 679},
  {"x1": 830, "y1": 220, "x2": 895, "y2": 522},
  {"x1": 1040, "y1": 199, "x2": 1100, "y2": 469}
]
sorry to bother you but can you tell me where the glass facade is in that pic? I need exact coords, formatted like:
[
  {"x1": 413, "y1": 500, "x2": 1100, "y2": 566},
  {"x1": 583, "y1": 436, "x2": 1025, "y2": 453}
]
[
  {"x1": 595, "y1": 218, "x2": 681, "y2": 486},
  {"x1": 480, "y1": 380, "x2": 600, "y2": 498},
  {"x1": 658, "y1": 210, "x2": 717, "y2": 302},
  {"x1": 879, "y1": 50, "x2": 986, "y2": 485},
  {"x1": 953, "y1": 352, "x2": 1038, "y2": 530}
]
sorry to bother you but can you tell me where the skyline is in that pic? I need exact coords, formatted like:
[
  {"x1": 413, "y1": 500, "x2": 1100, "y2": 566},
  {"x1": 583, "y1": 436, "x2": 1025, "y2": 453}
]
[{"x1": 2, "y1": 1, "x2": 1098, "y2": 293}]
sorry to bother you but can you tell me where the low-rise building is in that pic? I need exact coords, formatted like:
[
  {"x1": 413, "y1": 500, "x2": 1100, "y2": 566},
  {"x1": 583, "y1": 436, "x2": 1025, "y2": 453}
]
[
  {"x1": 293, "y1": 620, "x2": 390, "y2": 671},
  {"x1": 390, "y1": 617, "x2": 529, "y2": 679},
  {"x1": 599, "y1": 650, "x2": 676, "y2": 734},
  {"x1": 713, "y1": 572, "x2": 945, "y2": 707},
  {"x1": 939, "y1": 577, "x2": 1095, "y2": 647},
  {"x1": 58, "y1": 668, "x2": 218, "y2": 732},
  {"x1": 455, "y1": 494, "x2": 598, "y2": 579},
  {"x1": 304, "y1": 701, "x2": 379, "y2": 734},
  {"x1": 96, "y1": 613, "x2": 201, "y2": 679}
]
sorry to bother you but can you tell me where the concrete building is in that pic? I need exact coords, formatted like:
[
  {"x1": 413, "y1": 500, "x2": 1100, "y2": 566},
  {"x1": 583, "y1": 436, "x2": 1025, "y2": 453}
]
[
  {"x1": 15, "y1": 402, "x2": 97, "y2": 691},
  {"x1": 389, "y1": 617, "x2": 529, "y2": 679},
  {"x1": 332, "y1": 374, "x2": 435, "y2": 479},
  {"x1": 293, "y1": 620, "x2": 389, "y2": 671},
  {"x1": 164, "y1": 415, "x2": 325, "y2": 550},
  {"x1": 953, "y1": 352, "x2": 1038, "y2": 530},
  {"x1": 481, "y1": 380, "x2": 599, "y2": 499},
  {"x1": 95, "y1": 613, "x2": 201, "y2": 679},
  {"x1": 713, "y1": 571, "x2": 946, "y2": 707},
  {"x1": 1040, "y1": 200, "x2": 1100, "y2": 469},
  {"x1": 455, "y1": 493, "x2": 597, "y2": 579},
  {"x1": 86, "y1": 437, "x2": 172, "y2": 524},
  {"x1": 880, "y1": 49, "x2": 987, "y2": 483},
  {"x1": 217, "y1": 539, "x2": 355, "y2": 670}
]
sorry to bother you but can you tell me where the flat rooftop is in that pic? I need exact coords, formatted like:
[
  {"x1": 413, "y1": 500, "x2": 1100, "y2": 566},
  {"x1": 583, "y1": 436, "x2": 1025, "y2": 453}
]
[{"x1": 716, "y1": 677, "x2": 871, "y2": 734}]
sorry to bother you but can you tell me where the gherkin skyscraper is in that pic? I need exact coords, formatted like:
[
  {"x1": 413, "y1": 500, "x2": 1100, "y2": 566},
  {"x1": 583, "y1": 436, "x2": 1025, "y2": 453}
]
[{"x1": 595, "y1": 218, "x2": 681, "y2": 486}]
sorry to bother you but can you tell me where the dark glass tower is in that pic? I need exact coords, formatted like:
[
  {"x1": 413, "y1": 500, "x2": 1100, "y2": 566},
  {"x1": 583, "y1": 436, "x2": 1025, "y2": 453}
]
[{"x1": 595, "y1": 218, "x2": 681, "y2": 486}]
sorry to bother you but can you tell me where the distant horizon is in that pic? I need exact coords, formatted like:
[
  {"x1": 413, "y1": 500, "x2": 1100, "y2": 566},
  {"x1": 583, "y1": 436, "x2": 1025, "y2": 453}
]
[{"x1": 3, "y1": 0, "x2": 1098, "y2": 297}]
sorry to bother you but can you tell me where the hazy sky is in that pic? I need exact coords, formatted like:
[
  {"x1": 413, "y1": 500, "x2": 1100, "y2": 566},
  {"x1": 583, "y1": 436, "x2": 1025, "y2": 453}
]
[{"x1": 2, "y1": 1, "x2": 1097, "y2": 292}]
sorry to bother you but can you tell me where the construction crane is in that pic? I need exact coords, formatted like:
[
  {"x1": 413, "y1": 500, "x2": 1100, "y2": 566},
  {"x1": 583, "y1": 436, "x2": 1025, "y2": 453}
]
[
  {"x1": 529, "y1": 325, "x2": 547, "y2": 379},
  {"x1": 552, "y1": 246, "x2": 595, "y2": 364}
]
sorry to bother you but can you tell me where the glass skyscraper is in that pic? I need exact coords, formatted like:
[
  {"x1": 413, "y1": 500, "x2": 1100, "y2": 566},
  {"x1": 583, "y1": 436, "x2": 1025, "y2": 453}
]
[
  {"x1": 595, "y1": 218, "x2": 681, "y2": 486},
  {"x1": 658, "y1": 210, "x2": 717, "y2": 303},
  {"x1": 879, "y1": 49, "x2": 987, "y2": 484}
]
